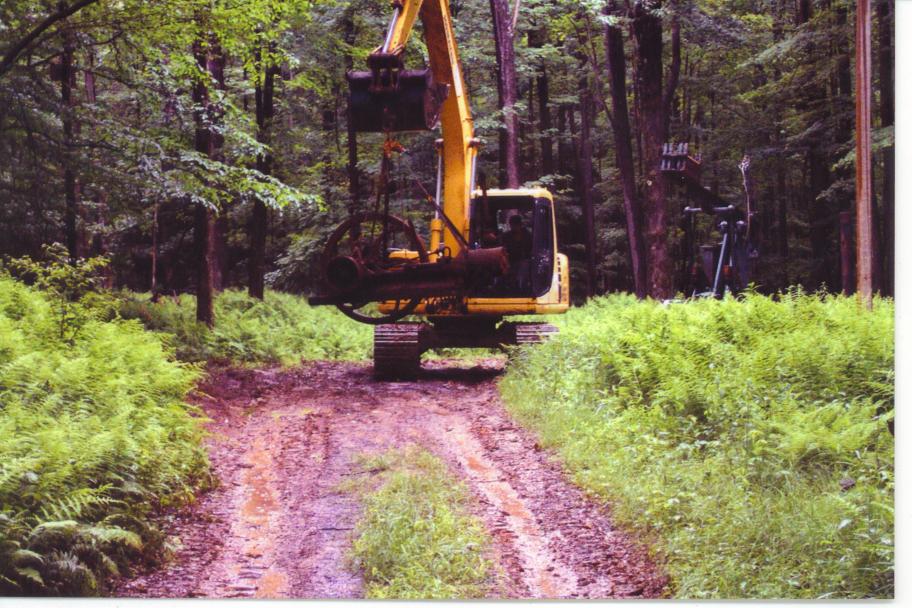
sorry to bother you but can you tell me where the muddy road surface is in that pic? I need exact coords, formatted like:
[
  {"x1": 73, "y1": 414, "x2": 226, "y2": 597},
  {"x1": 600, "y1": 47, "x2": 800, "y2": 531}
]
[{"x1": 117, "y1": 359, "x2": 666, "y2": 599}]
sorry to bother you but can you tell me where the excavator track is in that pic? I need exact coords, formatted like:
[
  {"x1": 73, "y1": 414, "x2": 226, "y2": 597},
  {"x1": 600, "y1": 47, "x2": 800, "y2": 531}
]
[
  {"x1": 373, "y1": 323, "x2": 428, "y2": 379},
  {"x1": 513, "y1": 323, "x2": 559, "y2": 345},
  {"x1": 373, "y1": 322, "x2": 558, "y2": 379}
]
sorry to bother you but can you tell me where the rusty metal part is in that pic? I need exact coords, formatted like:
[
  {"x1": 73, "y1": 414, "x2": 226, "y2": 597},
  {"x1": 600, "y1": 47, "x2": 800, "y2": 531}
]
[
  {"x1": 324, "y1": 248, "x2": 508, "y2": 302},
  {"x1": 312, "y1": 209, "x2": 510, "y2": 325},
  {"x1": 316, "y1": 212, "x2": 428, "y2": 324}
]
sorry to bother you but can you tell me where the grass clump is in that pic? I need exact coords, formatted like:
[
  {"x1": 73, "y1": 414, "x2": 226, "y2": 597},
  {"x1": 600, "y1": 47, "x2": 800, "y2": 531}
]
[
  {"x1": 118, "y1": 289, "x2": 371, "y2": 365},
  {"x1": 349, "y1": 447, "x2": 491, "y2": 599},
  {"x1": 500, "y1": 291, "x2": 893, "y2": 599},
  {"x1": 0, "y1": 274, "x2": 208, "y2": 595}
]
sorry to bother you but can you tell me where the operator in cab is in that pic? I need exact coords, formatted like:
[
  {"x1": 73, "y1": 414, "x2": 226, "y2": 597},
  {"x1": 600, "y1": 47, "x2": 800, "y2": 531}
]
[{"x1": 502, "y1": 214, "x2": 532, "y2": 290}]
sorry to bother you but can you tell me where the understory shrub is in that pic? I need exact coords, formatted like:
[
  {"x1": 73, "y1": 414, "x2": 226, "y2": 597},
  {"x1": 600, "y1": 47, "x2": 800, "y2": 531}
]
[
  {"x1": 349, "y1": 447, "x2": 491, "y2": 599},
  {"x1": 0, "y1": 275, "x2": 208, "y2": 595},
  {"x1": 500, "y1": 291, "x2": 893, "y2": 599},
  {"x1": 117, "y1": 290, "x2": 371, "y2": 364}
]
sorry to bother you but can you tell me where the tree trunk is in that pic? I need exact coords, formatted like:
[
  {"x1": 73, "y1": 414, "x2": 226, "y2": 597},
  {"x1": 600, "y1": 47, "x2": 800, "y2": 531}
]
[
  {"x1": 537, "y1": 59, "x2": 553, "y2": 175},
  {"x1": 578, "y1": 77, "x2": 597, "y2": 297},
  {"x1": 796, "y1": 0, "x2": 812, "y2": 25},
  {"x1": 193, "y1": 202, "x2": 215, "y2": 326},
  {"x1": 249, "y1": 49, "x2": 276, "y2": 300},
  {"x1": 879, "y1": 0, "x2": 894, "y2": 296},
  {"x1": 489, "y1": 0, "x2": 520, "y2": 188},
  {"x1": 191, "y1": 34, "x2": 225, "y2": 327},
  {"x1": 343, "y1": 12, "x2": 360, "y2": 214},
  {"x1": 209, "y1": 39, "x2": 227, "y2": 293},
  {"x1": 60, "y1": 28, "x2": 80, "y2": 261},
  {"x1": 808, "y1": 148, "x2": 832, "y2": 289},
  {"x1": 839, "y1": 210, "x2": 854, "y2": 294},
  {"x1": 632, "y1": 0, "x2": 672, "y2": 299},
  {"x1": 604, "y1": 4, "x2": 647, "y2": 298},
  {"x1": 557, "y1": 104, "x2": 573, "y2": 176},
  {"x1": 776, "y1": 161, "x2": 789, "y2": 256},
  {"x1": 836, "y1": 4, "x2": 867, "y2": 291},
  {"x1": 151, "y1": 201, "x2": 159, "y2": 300}
]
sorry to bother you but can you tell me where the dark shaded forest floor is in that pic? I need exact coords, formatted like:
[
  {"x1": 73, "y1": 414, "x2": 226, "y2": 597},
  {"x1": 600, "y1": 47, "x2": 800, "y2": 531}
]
[{"x1": 115, "y1": 360, "x2": 666, "y2": 599}]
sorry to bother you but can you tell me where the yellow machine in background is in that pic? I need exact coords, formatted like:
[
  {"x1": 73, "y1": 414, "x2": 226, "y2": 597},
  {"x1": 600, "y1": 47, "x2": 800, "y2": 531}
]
[{"x1": 309, "y1": 0, "x2": 569, "y2": 377}]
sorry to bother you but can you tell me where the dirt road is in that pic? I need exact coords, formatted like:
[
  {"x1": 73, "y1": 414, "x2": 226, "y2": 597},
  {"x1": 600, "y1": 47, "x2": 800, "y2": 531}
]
[{"x1": 117, "y1": 359, "x2": 666, "y2": 599}]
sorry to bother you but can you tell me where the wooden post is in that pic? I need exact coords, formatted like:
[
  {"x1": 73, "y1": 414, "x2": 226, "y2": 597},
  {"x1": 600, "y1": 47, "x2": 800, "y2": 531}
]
[{"x1": 855, "y1": 0, "x2": 874, "y2": 309}]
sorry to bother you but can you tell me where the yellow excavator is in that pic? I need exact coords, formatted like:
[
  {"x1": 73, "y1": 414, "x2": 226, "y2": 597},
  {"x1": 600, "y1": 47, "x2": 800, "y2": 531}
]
[{"x1": 309, "y1": 0, "x2": 569, "y2": 377}]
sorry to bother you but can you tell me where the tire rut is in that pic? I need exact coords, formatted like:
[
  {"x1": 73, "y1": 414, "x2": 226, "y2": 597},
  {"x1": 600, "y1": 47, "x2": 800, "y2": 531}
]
[{"x1": 116, "y1": 359, "x2": 666, "y2": 599}]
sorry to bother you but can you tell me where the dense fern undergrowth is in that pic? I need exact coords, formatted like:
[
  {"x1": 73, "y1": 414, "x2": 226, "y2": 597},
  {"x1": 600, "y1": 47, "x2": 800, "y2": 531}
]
[
  {"x1": 501, "y1": 292, "x2": 894, "y2": 599},
  {"x1": 118, "y1": 290, "x2": 372, "y2": 365},
  {"x1": 0, "y1": 276, "x2": 208, "y2": 595}
]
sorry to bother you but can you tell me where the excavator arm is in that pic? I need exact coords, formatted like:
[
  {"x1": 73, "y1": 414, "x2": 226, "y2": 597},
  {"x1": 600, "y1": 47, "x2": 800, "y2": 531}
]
[{"x1": 364, "y1": 0, "x2": 478, "y2": 258}]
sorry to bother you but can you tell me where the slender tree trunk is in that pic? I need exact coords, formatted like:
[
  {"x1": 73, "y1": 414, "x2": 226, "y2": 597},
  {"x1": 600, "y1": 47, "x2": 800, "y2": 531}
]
[
  {"x1": 879, "y1": 0, "x2": 894, "y2": 295},
  {"x1": 808, "y1": 148, "x2": 832, "y2": 289},
  {"x1": 523, "y1": 77, "x2": 534, "y2": 182},
  {"x1": 796, "y1": 0, "x2": 812, "y2": 24},
  {"x1": 557, "y1": 104, "x2": 573, "y2": 176},
  {"x1": 60, "y1": 28, "x2": 80, "y2": 261},
  {"x1": 632, "y1": 0, "x2": 673, "y2": 299},
  {"x1": 151, "y1": 200, "x2": 159, "y2": 300},
  {"x1": 193, "y1": 201, "x2": 215, "y2": 326},
  {"x1": 537, "y1": 56, "x2": 553, "y2": 175},
  {"x1": 662, "y1": 16, "x2": 681, "y2": 136},
  {"x1": 839, "y1": 211, "x2": 854, "y2": 294},
  {"x1": 489, "y1": 0, "x2": 520, "y2": 187},
  {"x1": 578, "y1": 77, "x2": 597, "y2": 297},
  {"x1": 836, "y1": 4, "x2": 863, "y2": 292},
  {"x1": 249, "y1": 49, "x2": 276, "y2": 300},
  {"x1": 772, "y1": 8, "x2": 788, "y2": 260},
  {"x1": 776, "y1": 161, "x2": 789, "y2": 257},
  {"x1": 192, "y1": 34, "x2": 224, "y2": 327},
  {"x1": 343, "y1": 12, "x2": 360, "y2": 214},
  {"x1": 209, "y1": 39, "x2": 227, "y2": 293},
  {"x1": 605, "y1": 4, "x2": 647, "y2": 298}
]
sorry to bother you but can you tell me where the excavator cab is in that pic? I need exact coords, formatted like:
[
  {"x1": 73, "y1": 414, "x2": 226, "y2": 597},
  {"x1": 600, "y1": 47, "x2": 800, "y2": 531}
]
[{"x1": 468, "y1": 193, "x2": 556, "y2": 299}]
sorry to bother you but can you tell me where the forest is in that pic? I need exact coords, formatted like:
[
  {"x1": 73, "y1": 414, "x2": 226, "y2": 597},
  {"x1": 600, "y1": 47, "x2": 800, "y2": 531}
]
[
  {"x1": 0, "y1": 0, "x2": 896, "y2": 601},
  {"x1": 0, "y1": 0, "x2": 895, "y2": 307}
]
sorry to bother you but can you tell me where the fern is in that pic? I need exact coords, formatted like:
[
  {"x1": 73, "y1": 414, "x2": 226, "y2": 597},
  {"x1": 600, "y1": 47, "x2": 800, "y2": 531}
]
[
  {"x1": 502, "y1": 292, "x2": 894, "y2": 598},
  {"x1": 38, "y1": 487, "x2": 120, "y2": 524},
  {"x1": 0, "y1": 275, "x2": 209, "y2": 595},
  {"x1": 117, "y1": 289, "x2": 372, "y2": 365}
]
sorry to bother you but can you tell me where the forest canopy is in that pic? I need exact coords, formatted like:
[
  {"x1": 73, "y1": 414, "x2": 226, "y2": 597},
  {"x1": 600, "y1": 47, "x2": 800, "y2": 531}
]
[{"x1": 0, "y1": 0, "x2": 894, "y2": 316}]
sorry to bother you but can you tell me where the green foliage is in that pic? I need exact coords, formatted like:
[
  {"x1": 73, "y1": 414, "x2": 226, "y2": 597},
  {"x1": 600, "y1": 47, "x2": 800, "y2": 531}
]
[
  {"x1": 500, "y1": 292, "x2": 894, "y2": 599},
  {"x1": 349, "y1": 447, "x2": 492, "y2": 599},
  {"x1": 4, "y1": 244, "x2": 114, "y2": 344},
  {"x1": 118, "y1": 289, "x2": 371, "y2": 364},
  {"x1": 0, "y1": 275, "x2": 208, "y2": 595}
]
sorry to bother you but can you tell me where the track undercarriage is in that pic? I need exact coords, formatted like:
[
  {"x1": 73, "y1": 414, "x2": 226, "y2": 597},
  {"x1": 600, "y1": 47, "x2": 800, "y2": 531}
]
[{"x1": 373, "y1": 320, "x2": 558, "y2": 379}]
